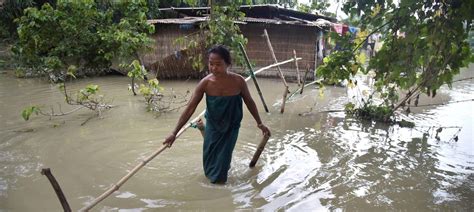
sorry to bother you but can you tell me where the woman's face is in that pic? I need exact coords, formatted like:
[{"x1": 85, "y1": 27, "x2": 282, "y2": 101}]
[{"x1": 208, "y1": 53, "x2": 228, "y2": 76}]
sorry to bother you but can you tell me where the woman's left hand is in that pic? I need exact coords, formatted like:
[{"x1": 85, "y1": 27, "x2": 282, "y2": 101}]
[{"x1": 258, "y1": 124, "x2": 271, "y2": 137}]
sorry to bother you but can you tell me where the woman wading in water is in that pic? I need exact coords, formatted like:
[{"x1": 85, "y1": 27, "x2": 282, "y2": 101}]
[{"x1": 163, "y1": 45, "x2": 271, "y2": 183}]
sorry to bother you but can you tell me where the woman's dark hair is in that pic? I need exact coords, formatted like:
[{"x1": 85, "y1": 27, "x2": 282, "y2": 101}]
[{"x1": 207, "y1": 45, "x2": 232, "y2": 65}]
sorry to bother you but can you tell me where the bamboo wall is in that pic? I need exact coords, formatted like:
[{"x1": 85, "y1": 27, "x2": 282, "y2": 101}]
[
  {"x1": 143, "y1": 23, "x2": 319, "y2": 80},
  {"x1": 238, "y1": 24, "x2": 318, "y2": 80}
]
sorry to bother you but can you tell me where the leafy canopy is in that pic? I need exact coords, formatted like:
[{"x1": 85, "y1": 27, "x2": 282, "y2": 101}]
[
  {"x1": 13, "y1": 0, "x2": 155, "y2": 81},
  {"x1": 318, "y1": 0, "x2": 474, "y2": 116}
]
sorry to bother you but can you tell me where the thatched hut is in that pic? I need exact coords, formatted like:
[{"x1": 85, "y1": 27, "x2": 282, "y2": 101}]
[{"x1": 143, "y1": 4, "x2": 335, "y2": 80}]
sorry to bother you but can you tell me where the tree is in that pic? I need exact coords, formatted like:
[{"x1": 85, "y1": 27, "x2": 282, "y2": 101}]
[
  {"x1": 297, "y1": 0, "x2": 335, "y2": 17},
  {"x1": 0, "y1": 0, "x2": 56, "y2": 39},
  {"x1": 175, "y1": 1, "x2": 248, "y2": 71},
  {"x1": 317, "y1": 0, "x2": 474, "y2": 122},
  {"x1": 13, "y1": 0, "x2": 154, "y2": 81}
]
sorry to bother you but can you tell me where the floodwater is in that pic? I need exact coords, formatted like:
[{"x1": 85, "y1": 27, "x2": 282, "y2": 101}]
[{"x1": 0, "y1": 65, "x2": 473, "y2": 211}]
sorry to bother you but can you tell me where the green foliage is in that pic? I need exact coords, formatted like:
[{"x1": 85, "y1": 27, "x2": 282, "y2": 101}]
[
  {"x1": 345, "y1": 102, "x2": 393, "y2": 122},
  {"x1": 203, "y1": 2, "x2": 248, "y2": 66},
  {"x1": 0, "y1": 0, "x2": 35, "y2": 39},
  {"x1": 138, "y1": 77, "x2": 188, "y2": 114},
  {"x1": 21, "y1": 105, "x2": 40, "y2": 121},
  {"x1": 13, "y1": 0, "x2": 154, "y2": 81},
  {"x1": 127, "y1": 60, "x2": 147, "y2": 80},
  {"x1": 125, "y1": 59, "x2": 148, "y2": 95},
  {"x1": 145, "y1": 0, "x2": 161, "y2": 18},
  {"x1": 139, "y1": 79, "x2": 164, "y2": 105},
  {"x1": 397, "y1": 119, "x2": 415, "y2": 128},
  {"x1": 176, "y1": 2, "x2": 248, "y2": 71},
  {"x1": 296, "y1": 0, "x2": 334, "y2": 17},
  {"x1": 316, "y1": 32, "x2": 362, "y2": 84},
  {"x1": 124, "y1": 61, "x2": 188, "y2": 113},
  {"x1": 253, "y1": 0, "x2": 297, "y2": 8},
  {"x1": 65, "y1": 83, "x2": 109, "y2": 111},
  {"x1": 319, "y1": 0, "x2": 474, "y2": 121},
  {"x1": 21, "y1": 82, "x2": 111, "y2": 122},
  {"x1": 78, "y1": 84, "x2": 100, "y2": 101}
]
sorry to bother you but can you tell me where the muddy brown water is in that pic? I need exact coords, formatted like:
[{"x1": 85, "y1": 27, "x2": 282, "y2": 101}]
[{"x1": 0, "y1": 65, "x2": 473, "y2": 211}]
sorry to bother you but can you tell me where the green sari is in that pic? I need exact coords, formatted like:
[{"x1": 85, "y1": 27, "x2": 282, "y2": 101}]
[{"x1": 203, "y1": 94, "x2": 243, "y2": 183}]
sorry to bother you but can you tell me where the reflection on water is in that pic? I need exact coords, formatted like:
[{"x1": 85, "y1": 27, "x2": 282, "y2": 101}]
[{"x1": 0, "y1": 65, "x2": 473, "y2": 211}]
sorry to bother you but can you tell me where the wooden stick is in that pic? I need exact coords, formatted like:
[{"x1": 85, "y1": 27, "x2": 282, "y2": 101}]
[
  {"x1": 281, "y1": 86, "x2": 288, "y2": 113},
  {"x1": 79, "y1": 146, "x2": 168, "y2": 211},
  {"x1": 249, "y1": 135, "x2": 271, "y2": 167},
  {"x1": 293, "y1": 50, "x2": 301, "y2": 86},
  {"x1": 80, "y1": 58, "x2": 301, "y2": 211},
  {"x1": 238, "y1": 42, "x2": 269, "y2": 113},
  {"x1": 41, "y1": 168, "x2": 71, "y2": 212},
  {"x1": 263, "y1": 29, "x2": 290, "y2": 114},
  {"x1": 263, "y1": 29, "x2": 289, "y2": 88},
  {"x1": 300, "y1": 67, "x2": 310, "y2": 94}
]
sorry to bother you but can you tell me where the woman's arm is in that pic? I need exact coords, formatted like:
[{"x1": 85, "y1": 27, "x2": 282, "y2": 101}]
[
  {"x1": 163, "y1": 78, "x2": 206, "y2": 147},
  {"x1": 239, "y1": 76, "x2": 271, "y2": 137}
]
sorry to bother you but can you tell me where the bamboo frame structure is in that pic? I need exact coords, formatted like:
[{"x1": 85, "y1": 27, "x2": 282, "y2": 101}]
[
  {"x1": 263, "y1": 29, "x2": 290, "y2": 114},
  {"x1": 79, "y1": 57, "x2": 301, "y2": 212}
]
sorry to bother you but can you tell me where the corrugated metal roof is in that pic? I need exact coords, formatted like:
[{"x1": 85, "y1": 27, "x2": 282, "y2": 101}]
[
  {"x1": 148, "y1": 17, "x2": 330, "y2": 28},
  {"x1": 147, "y1": 17, "x2": 207, "y2": 24},
  {"x1": 243, "y1": 17, "x2": 328, "y2": 27},
  {"x1": 157, "y1": 4, "x2": 336, "y2": 22}
]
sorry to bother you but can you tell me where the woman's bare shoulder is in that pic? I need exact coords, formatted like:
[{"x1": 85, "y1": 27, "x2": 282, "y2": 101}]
[
  {"x1": 229, "y1": 72, "x2": 245, "y2": 82},
  {"x1": 196, "y1": 74, "x2": 213, "y2": 91},
  {"x1": 199, "y1": 74, "x2": 214, "y2": 83}
]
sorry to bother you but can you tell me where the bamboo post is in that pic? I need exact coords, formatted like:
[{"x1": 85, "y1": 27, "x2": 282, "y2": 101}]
[
  {"x1": 80, "y1": 59, "x2": 302, "y2": 211},
  {"x1": 293, "y1": 50, "x2": 301, "y2": 86},
  {"x1": 249, "y1": 135, "x2": 271, "y2": 167},
  {"x1": 263, "y1": 29, "x2": 290, "y2": 114},
  {"x1": 280, "y1": 86, "x2": 288, "y2": 113},
  {"x1": 300, "y1": 66, "x2": 310, "y2": 95},
  {"x1": 263, "y1": 29, "x2": 289, "y2": 88},
  {"x1": 41, "y1": 168, "x2": 71, "y2": 212},
  {"x1": 238, "y1": 42, "x2": 269, "y2": 113}
]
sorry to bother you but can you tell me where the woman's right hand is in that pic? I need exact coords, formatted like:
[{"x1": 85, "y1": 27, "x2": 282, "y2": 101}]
[
  {"x1": 258, "y1": 124, "x2": 271, "y2": 137},
  {"x1": 163, "y1": 134, "x2": 176, "y2": 147}
]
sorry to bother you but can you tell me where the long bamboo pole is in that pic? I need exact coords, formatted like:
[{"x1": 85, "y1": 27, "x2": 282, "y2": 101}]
[
  {"x1": 254, "y1": 57, "x2": 301, "y2": 73},
  {"x1": 263, "y1": 29, "x2": 290, "y2": 114},
  {"x1": 263, "y1": 29, "x2": 289, "y2": 88},
  {"x1": 79, "y1": 58, "x2": 301, "y2": 212},
  {"x1": 238, "y1": 42, "x2": 269, "y2": 113},
  {"x1": 78, "y1": 110, "x2": 204, "y2": 212}
]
